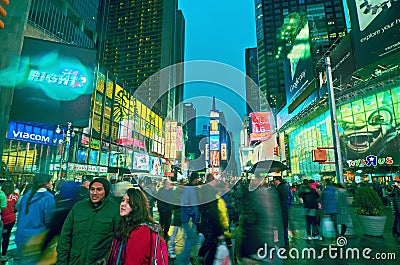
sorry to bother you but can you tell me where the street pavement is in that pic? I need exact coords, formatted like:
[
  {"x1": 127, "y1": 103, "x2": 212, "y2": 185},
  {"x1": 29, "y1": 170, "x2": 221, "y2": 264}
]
[
  {"x1": 168, "y1": 203, "x2": 400, "y2": 265},
  {"x1": 2, "y1": 203, "x2": 399, "y2": 264}
]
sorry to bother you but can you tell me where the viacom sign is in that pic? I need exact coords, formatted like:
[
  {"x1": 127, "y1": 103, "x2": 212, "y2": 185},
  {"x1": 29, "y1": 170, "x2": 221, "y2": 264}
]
[{"x1": 6, "y1": 121, "x2": 59, "y2": 145}]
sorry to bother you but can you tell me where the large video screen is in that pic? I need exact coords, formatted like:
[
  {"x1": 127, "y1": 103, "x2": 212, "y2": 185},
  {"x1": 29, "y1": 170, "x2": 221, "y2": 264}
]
[
  {"x1": 284, "y1": 21, "x2": 315, "y2": 106},
  {"x1": 337, "y1": 86, "x2": 400, "y2": 166},
  {"x1": 10, "y1": 37, "x2": 96, "y2": 127}
]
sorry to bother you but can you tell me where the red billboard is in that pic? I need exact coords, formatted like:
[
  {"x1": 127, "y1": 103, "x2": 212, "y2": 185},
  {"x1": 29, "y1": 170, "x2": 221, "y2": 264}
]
[{"x1": 249, "y1": 112, "x2": 271, "y2": 142}]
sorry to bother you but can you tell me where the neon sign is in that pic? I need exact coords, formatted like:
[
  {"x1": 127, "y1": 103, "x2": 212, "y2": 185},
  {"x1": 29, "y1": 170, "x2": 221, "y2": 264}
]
[
  {"x1": 28, "y1": 68, "x2": 87, "y2": 88},
  {"x1": 346, "y1": 155, "x2": 394, "y2": 167}
]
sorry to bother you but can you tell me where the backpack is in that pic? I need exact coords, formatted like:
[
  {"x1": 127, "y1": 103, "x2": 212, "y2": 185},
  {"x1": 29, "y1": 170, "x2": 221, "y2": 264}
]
[{"x1": 141, "y1": 223, "x2": 168, "y2": 265}]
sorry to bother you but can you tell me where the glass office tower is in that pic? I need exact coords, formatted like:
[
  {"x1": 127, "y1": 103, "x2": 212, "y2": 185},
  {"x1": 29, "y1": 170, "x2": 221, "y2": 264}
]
[
  {"x1": 101, "y1": 0, "x2": 185, "y2": 118},
  {"x1": 254, "y1": 0, "x2": 347, "y2": 112},
  {"x1": 26, "y1": 0, "x2": 100, "y2": 48}
]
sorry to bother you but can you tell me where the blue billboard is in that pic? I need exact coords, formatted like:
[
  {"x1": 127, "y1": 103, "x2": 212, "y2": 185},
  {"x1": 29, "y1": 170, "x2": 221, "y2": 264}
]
[{"x1": 6, "y1": 121, "x2": 62, "y2": 145}]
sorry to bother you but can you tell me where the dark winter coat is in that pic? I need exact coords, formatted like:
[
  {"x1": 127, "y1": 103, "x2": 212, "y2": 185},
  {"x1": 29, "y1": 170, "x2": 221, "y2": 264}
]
[{"x1": 56, "y1": 197, "x2": 120, "y2": 265}]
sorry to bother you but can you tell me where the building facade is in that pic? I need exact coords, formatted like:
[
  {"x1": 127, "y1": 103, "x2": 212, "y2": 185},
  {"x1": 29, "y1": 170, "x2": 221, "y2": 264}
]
[
  {"x1": 254, "y1": 0, "x2": 347, "y2": 112},
  {"x1": 1, "y1": 0, "x2": 186, "y2": 182},
  {"x1": 245, "y1": 48, "x2": 261, "y2": 114},
  {"x1": 101, "y1": 0, "x2": 185, "y2": 118},
  {"x1": 26, "y1": 0, "x2": 100, "y2": 48}
]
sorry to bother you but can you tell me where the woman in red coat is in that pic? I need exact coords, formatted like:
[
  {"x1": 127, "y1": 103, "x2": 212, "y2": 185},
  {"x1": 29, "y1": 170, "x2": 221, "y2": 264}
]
[
  {"x1": 107, "y1": 187, "x2": 168, "y2": 265},
  {"x1": 1, "y1": 180, "x2": 20, "y2": 262}
]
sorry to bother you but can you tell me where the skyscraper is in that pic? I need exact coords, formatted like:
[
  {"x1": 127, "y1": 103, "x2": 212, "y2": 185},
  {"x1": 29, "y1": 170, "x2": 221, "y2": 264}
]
[
  {"x1": 101, "y1": 0, "x2": 185, "y2": 118},
  {"x1": 254, "y1": 0, "x2": 347, "y2": 112},
  {"x1": 26, "y1": 0, "x2": 100, "y2": 48},
  {"x1": 245, "y1": 47, "x2": 260, "y2": 114}
]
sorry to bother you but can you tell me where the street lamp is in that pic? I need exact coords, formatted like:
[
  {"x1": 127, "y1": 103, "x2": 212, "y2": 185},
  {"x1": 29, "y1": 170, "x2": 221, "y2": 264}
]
[{"x1": 56, "y1": 122, "x2": 74, "y2": 180}]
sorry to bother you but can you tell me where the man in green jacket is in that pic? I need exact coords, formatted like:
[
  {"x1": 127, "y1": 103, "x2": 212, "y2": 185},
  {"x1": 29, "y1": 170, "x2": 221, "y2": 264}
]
[{"x1": 56, "y1": 177, "x2": 120, "y2": 265}]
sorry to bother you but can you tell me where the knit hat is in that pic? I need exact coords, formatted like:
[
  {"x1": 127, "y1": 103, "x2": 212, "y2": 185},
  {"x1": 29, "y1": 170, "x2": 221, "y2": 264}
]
[{"x1": 90, "y1": 177, "x2": 111, "y2": 197}]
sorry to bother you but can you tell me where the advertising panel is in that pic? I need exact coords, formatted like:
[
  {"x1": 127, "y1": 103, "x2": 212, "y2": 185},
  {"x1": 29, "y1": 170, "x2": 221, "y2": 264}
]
[
  {"x1": 133, "y1": 152, "x2": 150, "y2": 171},
  {"x1": 176, "y1": 126, "x2": 183, "y2": 151},
  {"x1": 221, "y1": 143, "x2": 227, "y2": 160},
  {"x1": 328, "y1": 33, "x2": 357, "y2": 87},
  {"x1": 249, "y1": 112, "x2": 271, "y2": 141},
  {"x1": 210, "y1": 120, "x2": 219, "y2": 135},
  {"x1": 6, "y1": 121, "x2": 56, "y2": 145},
  {"x1": 337, "y1": 86, "x2": 400, "y2": 166},
  {"x1": 150, "y1": 156, "x2": 162, "y2": 176},
  {"x1": 10, "y1": 37, "x2": 96, "y2": 127},
  {"x1": 164, "y1": 121, "x2": 177, "y2": 159},
  {"x1": 205, "y1": 144, "x2": 209, "y2": 160},
  {"x1": 210, "y1": 110, "x2": 219, "y2": 118},
  {"x1": 284, "y1": 21, "x2": 315, "y2": 107},
  {"x1": 210, "y1": 151, "x2": 220, "y2": 167},
  {"x1": 347, "y1": 0, "x2": 400, "y2": 69},
  {"x1": 210, "y1": 135, "x2": 220, "y2": 151}
]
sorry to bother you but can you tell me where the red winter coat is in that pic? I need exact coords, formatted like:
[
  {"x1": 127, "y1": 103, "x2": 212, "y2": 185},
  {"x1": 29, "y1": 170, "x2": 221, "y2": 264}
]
[
  {"x1": 1, "y1": 193, "x2": 19, "y2": 225},
  {"x1": 124, "y1": 225, "x2": 168, "y2": 265}
]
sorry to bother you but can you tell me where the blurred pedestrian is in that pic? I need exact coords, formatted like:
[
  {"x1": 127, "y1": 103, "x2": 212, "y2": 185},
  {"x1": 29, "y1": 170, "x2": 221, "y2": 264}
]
[
  {"x1": 176, "y1": 172, "x2": 201, "y2": 265},
  {"x1": 321, "y1": 179, "x2": 338, "y2": 226},
  {"x1": 0, "y1": 181, "x2": 19, "y2": 262},
  {"x1": 14, "y1": 173, "x2": 55, "y2": 262},
  {"x1": 107, "y1": 188, "x2": 168, "y2": 265},
  {"x1": 273, "y1": 176, "x2": 289, "y2": 245},
  {"x1": 74, "y1": 175, "x2": 93, "y2": 202},
  {"x1": 41, "y1": 181, "x2": 82, "y2": 254},
  {"x1": 196, "y1": 174, "x2": 225, "y2": 265},
  {"x1": 299, "y1": 180, "x2": 322, "y2": 240},
  {"x1": 334, "y1": 184, "x2": 352, "y2": 236},
  {"x1": 156, "y1": 178, "x2": 175, "y2": 241},
  {"x1": 56, "y1": 177, "x2": 120, "y2": 265},
  {"x1": 390, "y1": 180, "x2": 400, "y2": 237}
]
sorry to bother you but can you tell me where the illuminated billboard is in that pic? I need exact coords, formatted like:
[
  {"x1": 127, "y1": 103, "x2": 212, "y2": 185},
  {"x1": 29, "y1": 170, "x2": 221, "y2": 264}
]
[
  {"x1": 221, "y1": 143, "x2": 227, "y2": 160},
  {"x1": 210, "y1": 135, "x2": 220, "y2": 151},
  {"x1": 6, "y1": 121, "x2": 59, "y2": 146},
  {"x1": 249, "y1": 112, "x2": 271, "y2": 142},
  {"x1": 347, "y1": 0, "x2": 400, "y2": 69},
  {"x1": 284, "y1": 21, "x2": 315, "y2": 111},
  {"x1": 10, "y1": 37, "x2": 96, "y2": 127},
  {"x1": 210, "y1": 151, "x2": 220, "y2": 167},
  {"x1": 337, "y1": 86, "x2": 400, "y2": 166},
  {"x1": 133, "y1": 152, "x2": 150, "y2": 171}
]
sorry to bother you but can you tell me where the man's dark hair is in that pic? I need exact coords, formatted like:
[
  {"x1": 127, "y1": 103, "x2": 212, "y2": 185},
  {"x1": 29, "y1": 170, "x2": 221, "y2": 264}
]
[{"x1": 273, "y1": 176, "x2": 283, "y2": 182}]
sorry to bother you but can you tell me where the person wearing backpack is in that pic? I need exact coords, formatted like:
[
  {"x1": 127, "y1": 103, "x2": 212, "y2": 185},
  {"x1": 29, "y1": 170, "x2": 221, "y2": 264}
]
[{"x1": 107, "y1": 187, "x2": 168, "y2": 265}]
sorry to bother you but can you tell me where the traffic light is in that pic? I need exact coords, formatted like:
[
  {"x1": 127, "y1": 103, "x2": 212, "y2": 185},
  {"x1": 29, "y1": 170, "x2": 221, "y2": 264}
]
[{"x1": 0, "y1": 0, "x2": 9, "y2": 30}]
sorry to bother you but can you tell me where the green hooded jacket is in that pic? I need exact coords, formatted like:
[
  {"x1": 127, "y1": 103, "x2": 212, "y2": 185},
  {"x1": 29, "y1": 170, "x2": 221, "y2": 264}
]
[{"x1": 56, "y1": 196, "x2": 120, "y2": 265}]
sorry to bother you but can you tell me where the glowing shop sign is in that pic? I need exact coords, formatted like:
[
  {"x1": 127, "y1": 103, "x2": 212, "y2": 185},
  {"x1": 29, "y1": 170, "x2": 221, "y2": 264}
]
[
  {"x1": 12, "y1": 130, "x2": 51, "y2": 145},
  {"x1": 346, "y1": 155, "x2": 393, "y2": 167},
  {"x1": 28, "y1": 68, "x2": 87, "y2": 88}
]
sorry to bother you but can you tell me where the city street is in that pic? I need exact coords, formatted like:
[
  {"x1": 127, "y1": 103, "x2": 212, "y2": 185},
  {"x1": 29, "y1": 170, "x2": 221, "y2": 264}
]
[{"x1": 0, "y1": 201, "x2": 399, "y2": 264}]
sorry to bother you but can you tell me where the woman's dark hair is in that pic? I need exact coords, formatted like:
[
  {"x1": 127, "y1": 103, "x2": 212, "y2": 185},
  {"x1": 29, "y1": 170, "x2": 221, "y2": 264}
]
[
  {"x1": 1, "y1": 180, "x2": 15, "y2": 196},
  {"x1": 25, "y1": 173, "x2": 52, "y2": 214},
  {"x1": 116, "y1": 188, "x2": 157, "y2": 242}
]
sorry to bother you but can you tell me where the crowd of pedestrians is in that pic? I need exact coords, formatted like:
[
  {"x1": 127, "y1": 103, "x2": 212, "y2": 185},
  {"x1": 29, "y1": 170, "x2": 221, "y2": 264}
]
[{"x1": 0, "y1": 172, "x2": 398, "y2": 265}]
